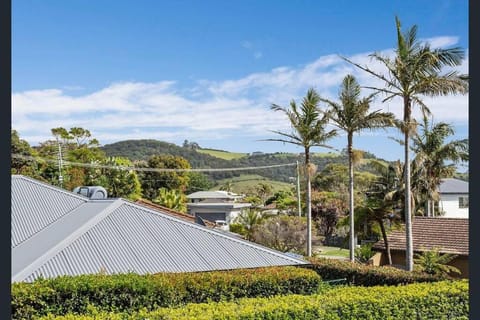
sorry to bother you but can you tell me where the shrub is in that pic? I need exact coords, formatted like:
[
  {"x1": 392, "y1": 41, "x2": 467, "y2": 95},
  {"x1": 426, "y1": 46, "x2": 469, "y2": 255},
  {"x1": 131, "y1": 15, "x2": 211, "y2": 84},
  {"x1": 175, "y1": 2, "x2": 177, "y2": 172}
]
[
  {"x1": 38, "y1": 280, "x2": 468, "y2": 320},
  {"x1": 12, "y1": 266, "x2": 322, "y2": 320},
  {"x1": 306, "y1": 257, "x2": 445, "y2": 286},
  {"x1": 354, "y1": 243, "x2": 375, "y2": 263}
]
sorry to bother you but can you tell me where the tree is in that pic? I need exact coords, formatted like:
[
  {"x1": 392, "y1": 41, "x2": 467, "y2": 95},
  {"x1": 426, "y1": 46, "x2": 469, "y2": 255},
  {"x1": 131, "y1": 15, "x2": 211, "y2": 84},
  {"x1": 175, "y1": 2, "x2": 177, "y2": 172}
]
[
  {"x1": 266, "y1": 189, "x2": 297, "y2": 213},
  {"x1": 11, "y1": 130, "x2": 40, "y2": 177},
  {"x1": 411, "y1": 115, "x2": 468, "y2": 216},
  {"x1": 233, "y1": 208, "x2": 268, "y2": 241},
  {"x1": 320, "y1": 74, "x2": 395, "y2": 262},
  {"x1": 251, "y1": 215, "x2": 307, "y2": 253},
  {"x1": 86, "y1": 156, "x2": 142, "y2": 200},
  {"x1": 362, "y1": 159, "x2": 410, "y2": 265},
  {"x1": 344, "y1": 17, "x2": 468, "y2": 270},
  {"x1": 219, "y1": 180, "x2": 234, "y2": 192},
  {"x1": 153, "y1": 188, "x2": 187, "y2": 213},
  {"x1": 267, "y1": 88, "x2": 336, "y2": 256},
  {"x1": 35, "y1": 127, "x2": 105, "y2": 189},
  {"x1": 414, "y1": 247, "x2": 461, "y2": 277},
  {"x1": 140, "y1": 155, "x2": 191, "y2": 200},
  {"x1": 255, "y1": 182, "x2": 273, "y2": 205},
  {"x1": 185, "y1": 172, "x2": 214, "y2": 194}
]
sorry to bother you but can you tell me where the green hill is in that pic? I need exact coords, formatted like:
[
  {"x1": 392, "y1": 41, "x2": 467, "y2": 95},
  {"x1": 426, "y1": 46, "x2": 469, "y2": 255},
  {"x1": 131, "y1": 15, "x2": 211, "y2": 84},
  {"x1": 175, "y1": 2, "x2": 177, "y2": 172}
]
[
  {"x1": 213, "y1": 174, "x2": 293, "y2": 194},
  {"x1": 101, "y1": 139, "x2": 378, "y2": 184},
  {"x1": 197, "y1": 148, "x2": 247, "y2": 160}
]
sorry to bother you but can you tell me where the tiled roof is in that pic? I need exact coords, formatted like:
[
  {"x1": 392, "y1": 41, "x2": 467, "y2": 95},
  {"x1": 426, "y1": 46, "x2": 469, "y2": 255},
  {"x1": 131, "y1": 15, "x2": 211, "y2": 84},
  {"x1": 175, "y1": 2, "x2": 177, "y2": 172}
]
[
  {"x1": 373, "y1": 217, "x2": 468, "y2": 256},
  {"x1": 135, "y1": 199, "x2": 215, "y2": 227}
]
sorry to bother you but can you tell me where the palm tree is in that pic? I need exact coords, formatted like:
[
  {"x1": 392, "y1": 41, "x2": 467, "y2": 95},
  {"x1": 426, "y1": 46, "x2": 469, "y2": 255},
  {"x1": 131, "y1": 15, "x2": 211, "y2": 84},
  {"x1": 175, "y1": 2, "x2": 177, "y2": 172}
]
[
  {"x1": 234, "y1": 208, "x2": 269, "y2": 241},
  {"x1": 414, "y1": 247, "x2": 461, "y2": 277},
  {"x1": 343, "y1": 17, "x2": 468, "y2": 271},
  {"x1": 320, "y1": 75, "x2": 395, "y2": 262},
  {"x1": 267, "y1": 88, "x2": 336, "y2": 256},
  {"x1": 363, "y1": 159, "x2": 405, "y2": 265},
  {"x1": 411, "y1": 115, "x2": 468, "y2": 216}
]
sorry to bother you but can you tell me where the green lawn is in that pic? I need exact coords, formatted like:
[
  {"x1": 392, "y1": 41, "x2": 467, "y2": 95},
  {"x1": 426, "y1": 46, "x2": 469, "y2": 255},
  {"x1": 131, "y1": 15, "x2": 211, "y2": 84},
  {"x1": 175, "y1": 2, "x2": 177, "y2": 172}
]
[
  {"x1": 213, "y1": 174, "x2": 293, "y2": 194},
  {"x1": 197, "y1": 148, "x2": 247, "y2": 160},
  {"x1": 314, "y1": 245, "x2": 350, "y2": 258}
]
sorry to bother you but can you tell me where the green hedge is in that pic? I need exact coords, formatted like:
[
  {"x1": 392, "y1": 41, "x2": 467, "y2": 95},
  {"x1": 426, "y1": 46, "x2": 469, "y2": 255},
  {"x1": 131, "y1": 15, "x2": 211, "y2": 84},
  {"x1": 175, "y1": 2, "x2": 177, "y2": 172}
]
[
  {"x1": 306, "y1": 257, "x2": 445, "y2": 286},
  {"x1": 39, "y1": 280, "x2": 468, "y2": 320},
  {"x1": 12, "y1": 266, "x2": 322, "y2": 320}
]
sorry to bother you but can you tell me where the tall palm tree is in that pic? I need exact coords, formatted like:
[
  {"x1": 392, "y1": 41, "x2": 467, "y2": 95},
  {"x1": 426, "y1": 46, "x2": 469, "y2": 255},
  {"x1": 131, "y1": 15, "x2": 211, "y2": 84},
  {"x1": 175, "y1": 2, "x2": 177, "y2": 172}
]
[
  {"x1": 267, "y1": 88, "x2": 336, "y2": 256},
  {"x1": 320, "y1": 75, "x2": 395, "y2": 262},
  {"x1": 343, "y1": 16, "x2": 468, "y2": 271},
  {"x1": 412, "y1": 115, "x2": 468, "y2": 216}
]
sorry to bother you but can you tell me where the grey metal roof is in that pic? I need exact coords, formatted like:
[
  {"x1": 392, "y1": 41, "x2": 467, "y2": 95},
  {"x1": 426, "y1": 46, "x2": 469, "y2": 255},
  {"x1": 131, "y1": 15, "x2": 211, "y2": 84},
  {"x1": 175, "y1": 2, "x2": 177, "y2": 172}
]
[
  {"x1": 438, "y1": 178, "x2": 468, "y2": 194},
  {"x1": 187, "y1": 191, "x2": 242, "y2": 199},
  {"x1": 11, "y1": 175, "x2": 88, "y2": 248},
  {"x1": 12, "y1": 176, "x2": 307, "y2": 282}
]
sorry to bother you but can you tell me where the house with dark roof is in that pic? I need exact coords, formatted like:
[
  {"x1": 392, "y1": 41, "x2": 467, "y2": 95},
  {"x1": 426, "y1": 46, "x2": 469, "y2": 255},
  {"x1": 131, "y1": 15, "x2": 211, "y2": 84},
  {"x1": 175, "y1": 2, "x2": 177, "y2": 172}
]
[
  {"x1": 11, "y1": 175, "x2": 307, "y2": 282},
  {"x1": 437, "y1": 178, "x2": 468, "y2": 218},
  {"x1": 372, "y1": 217, "x2": 468, "y2": 278}
]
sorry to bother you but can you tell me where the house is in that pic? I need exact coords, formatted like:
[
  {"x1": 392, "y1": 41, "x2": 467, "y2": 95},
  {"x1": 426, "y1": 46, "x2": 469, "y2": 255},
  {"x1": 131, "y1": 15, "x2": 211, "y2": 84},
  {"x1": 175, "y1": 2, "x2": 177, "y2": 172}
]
[
  {"x1": 371, "y1": 217, "x2": 468, "y2": 278},
  {"x1": 186, "y1": 191, "x2": 252, "y2": 226},
  {"x1": 437, "y1": 178, "x2": 468, "y2": 218},
  {"x1": 11, "y1": 175, "x2": 307, "y2": 282}
]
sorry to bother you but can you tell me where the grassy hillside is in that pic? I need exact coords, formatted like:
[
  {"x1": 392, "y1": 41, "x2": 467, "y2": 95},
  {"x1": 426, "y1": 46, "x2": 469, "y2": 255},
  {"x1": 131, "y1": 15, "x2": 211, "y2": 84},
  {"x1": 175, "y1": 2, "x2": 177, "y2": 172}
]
[
  {"x1": 197, "y1": 148, "x2": 247, "y2": 160},
  {"x1": 213, "y1": 174, "x2": 293, "y2": 195},
  {"x1": 101, "y1": 139, "x2": 382, "y2": 184}
]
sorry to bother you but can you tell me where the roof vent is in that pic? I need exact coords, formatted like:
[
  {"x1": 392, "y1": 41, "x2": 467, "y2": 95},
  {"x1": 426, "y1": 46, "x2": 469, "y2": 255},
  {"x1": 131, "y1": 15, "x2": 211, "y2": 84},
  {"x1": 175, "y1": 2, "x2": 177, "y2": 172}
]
[{"x1": 72, "y1": 186, "x2": 108, "y2": 199}]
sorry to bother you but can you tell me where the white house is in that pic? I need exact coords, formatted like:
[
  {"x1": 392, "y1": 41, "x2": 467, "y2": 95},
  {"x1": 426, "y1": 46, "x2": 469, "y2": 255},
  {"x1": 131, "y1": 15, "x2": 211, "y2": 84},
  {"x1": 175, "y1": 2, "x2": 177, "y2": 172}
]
[
  {"x1": 186, "y1": 191, "x2": 251, "y2": 226},
  {"x1": 438, "y1": 178, "x2": 468, "y2": 218}
]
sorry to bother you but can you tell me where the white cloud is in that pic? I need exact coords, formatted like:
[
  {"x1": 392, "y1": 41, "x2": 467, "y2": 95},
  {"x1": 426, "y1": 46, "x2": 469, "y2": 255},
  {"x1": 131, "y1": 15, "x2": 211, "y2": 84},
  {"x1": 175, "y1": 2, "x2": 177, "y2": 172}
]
[{"x1": 12, "y1": 36, "x2": 468, "y2": 152}]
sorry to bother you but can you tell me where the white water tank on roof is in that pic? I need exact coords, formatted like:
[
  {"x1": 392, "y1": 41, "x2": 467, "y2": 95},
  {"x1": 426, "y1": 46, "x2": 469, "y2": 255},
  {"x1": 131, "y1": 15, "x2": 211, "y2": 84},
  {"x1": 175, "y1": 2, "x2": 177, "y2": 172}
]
[{"x1": 72, "y1": 186, "x2": 108, "y2": 199}]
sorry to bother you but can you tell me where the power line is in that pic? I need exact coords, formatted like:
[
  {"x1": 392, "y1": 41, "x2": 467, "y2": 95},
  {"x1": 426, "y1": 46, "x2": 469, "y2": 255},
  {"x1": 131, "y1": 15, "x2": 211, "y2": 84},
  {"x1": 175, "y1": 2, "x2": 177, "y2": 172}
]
[{"x1": 11, "y1": 154, "x2": 297, "y2": 173}]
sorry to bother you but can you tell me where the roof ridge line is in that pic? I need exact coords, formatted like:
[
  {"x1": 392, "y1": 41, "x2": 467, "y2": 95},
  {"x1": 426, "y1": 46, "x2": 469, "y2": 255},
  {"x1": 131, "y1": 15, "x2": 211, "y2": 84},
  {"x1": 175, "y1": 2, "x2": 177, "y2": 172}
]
[
  {"x1": 13, "y1": 175, "x2": 88, "y2": 202},
  {"x1": 12, "y1": 199, "x2": 124, "y2": 282}
]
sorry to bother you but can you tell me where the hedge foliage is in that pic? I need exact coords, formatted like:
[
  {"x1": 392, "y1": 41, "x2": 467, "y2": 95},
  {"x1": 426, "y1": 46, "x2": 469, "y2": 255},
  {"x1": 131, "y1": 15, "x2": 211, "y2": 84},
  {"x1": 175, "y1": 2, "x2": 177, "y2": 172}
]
[
  {"x1": 39, "y1": 280, "x2": 468, "y2": 320},
  {"x1": 12, "y1": 266, "x2": 323, "y2": 320},
  {"x1": 307, "y1": 257, "x2": 445, "y2": 286}
]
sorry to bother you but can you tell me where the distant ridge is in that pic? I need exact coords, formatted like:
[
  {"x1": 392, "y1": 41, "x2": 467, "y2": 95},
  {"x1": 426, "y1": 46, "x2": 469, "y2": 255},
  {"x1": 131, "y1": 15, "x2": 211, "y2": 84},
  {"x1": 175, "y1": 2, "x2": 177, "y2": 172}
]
[{"x1": 101, "y1": 139, "x2": 379, "y2": 183}]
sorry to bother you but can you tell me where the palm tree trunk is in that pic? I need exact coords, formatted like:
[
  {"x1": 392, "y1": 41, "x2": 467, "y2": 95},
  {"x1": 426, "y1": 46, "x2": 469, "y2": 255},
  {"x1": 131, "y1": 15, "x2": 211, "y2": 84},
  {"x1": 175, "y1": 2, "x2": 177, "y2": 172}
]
[
  {"x1": 378, "y1": 218, "x2": 392, "y2": 265},
  {"x1": 305, "y1": 147, "x2": 312, "y2": 257},
  {"x1": 348, "y1": 133, "x2": 355, "y2": 262},
  {"x1": 404, "y1": 99, "x2": 413, "y2": 271}
]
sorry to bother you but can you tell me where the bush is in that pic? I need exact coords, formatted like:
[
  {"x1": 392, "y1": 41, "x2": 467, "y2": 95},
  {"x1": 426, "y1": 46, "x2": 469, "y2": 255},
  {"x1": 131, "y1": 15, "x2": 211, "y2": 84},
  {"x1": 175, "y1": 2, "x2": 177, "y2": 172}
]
[
  {"x1": 38, "y1": 280, "x2": 468, "y2": 320},
  {"x1": 306, "y1": 257, "x2": 445, "y2": 286},
  {"x1": 354, "y1": 244, "x2": 375, "y2": 263},
  {"x1": 12, "y1": 266, "x2": 322, "y2": 320}
]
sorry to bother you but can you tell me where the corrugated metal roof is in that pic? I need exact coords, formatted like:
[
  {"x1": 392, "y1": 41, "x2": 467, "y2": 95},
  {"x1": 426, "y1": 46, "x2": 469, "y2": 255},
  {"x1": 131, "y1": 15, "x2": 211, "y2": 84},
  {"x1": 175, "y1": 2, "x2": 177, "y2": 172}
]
[
  {"x1": 11, "y1": 175, "x2": 88, "y2": 248},
  {"x1": 438, "y1": 178, "x2": 468, "y2": 194},
  {"x1": 12, "y1": 176, "x2": 307, "y2": 282}
]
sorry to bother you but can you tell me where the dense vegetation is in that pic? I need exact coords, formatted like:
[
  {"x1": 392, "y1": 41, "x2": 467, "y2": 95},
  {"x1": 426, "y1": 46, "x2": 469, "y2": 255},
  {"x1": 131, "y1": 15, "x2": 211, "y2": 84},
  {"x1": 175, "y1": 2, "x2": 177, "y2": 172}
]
[
  {"x1": 37, "y1": 280, "x2": 468, "y2": 320},
  {"x1": 12, "y1": 267, "x2": 321, "y2": 320},
  {"x1": 307, "y1": 257, "x2": 445, "y2": 286}
]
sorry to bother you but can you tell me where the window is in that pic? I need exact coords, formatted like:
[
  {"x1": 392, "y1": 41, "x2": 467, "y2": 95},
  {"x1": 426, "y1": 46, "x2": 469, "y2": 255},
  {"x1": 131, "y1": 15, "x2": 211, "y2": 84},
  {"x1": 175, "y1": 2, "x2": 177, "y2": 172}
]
[{"x1": 459, "y1": 196, "x2": 469, "y2": 208}]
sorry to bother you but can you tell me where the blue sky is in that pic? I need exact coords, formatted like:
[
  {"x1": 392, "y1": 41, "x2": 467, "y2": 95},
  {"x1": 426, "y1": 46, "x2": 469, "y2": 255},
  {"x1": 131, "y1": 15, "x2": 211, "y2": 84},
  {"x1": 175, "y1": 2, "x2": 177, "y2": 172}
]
[{"x1": 12, "y1": 0, "x2": 468, "y2": 166}]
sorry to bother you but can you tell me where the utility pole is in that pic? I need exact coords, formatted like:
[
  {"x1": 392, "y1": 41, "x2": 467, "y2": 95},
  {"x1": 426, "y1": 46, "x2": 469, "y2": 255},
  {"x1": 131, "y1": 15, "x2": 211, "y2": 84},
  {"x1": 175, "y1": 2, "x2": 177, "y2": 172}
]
[
  {"x1": 57, "y1": 140, "x2": 64, "y2": 188},
  {"x1": 296, "y1": 160, "x2": 301, "y2": 216}
]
